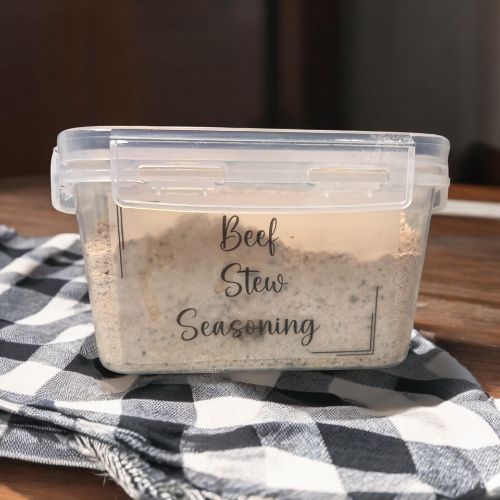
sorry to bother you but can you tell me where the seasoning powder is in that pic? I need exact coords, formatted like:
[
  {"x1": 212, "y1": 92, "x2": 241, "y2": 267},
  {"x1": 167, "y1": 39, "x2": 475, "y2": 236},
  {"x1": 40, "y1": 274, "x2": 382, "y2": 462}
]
[{"x1": 84, "y1": 206, "x2": 420, "y2": 372}]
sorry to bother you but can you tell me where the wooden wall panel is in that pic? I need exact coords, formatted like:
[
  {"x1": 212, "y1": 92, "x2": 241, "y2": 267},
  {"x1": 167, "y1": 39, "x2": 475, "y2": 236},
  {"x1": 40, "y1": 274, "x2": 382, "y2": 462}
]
[{"x1": 0, "y1": 1, "x2": 267, "y2": 177}]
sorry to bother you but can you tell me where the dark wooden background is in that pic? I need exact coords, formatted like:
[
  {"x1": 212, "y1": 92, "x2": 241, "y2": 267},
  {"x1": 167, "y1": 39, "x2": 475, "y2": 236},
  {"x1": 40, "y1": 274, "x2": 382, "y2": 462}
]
[
  {"x1": 1, "y1": 1, "x2": 269, "y2": 177},
  {"x1": 1, "y1": 1, "x2": 337, "y2": 178},
  {"x1": 1, "y1": 1, "x2": 499, "y2": 182}
]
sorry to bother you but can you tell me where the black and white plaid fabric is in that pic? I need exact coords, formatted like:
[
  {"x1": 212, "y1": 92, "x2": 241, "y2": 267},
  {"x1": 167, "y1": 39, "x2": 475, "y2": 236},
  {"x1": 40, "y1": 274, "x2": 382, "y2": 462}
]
[{"x1": 0, "y1": 225, "x2": 499, "y2": 499}]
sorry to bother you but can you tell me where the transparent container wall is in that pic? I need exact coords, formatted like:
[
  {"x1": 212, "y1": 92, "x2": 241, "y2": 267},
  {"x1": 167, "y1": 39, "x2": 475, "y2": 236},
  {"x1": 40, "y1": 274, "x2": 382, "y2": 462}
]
[{"x1": 75, "y1": 182, "x2": 434, "y2": 373}]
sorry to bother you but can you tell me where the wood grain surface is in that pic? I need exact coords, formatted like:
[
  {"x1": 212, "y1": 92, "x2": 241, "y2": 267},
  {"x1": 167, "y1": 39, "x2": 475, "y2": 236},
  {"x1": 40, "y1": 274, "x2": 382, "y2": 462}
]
[
  {"x1": 0, "y1": 461, "x2": 127, "y2": 500},
  {"x1": 0, "y1": 177, "x2": 499, "y2": 499}
]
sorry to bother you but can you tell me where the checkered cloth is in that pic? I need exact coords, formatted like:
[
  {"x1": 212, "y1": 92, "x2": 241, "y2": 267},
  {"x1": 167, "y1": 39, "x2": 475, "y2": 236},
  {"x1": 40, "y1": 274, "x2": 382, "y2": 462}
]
[{"x1": 1, "y1": 226, "x2": 499, "y2": 500}]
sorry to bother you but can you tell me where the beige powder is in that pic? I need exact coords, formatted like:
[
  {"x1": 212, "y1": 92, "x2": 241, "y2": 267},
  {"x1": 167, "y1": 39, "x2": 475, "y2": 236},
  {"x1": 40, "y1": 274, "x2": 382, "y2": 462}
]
[{"x1": 83, "y1": 213, "x2": 421, "y2": 373}]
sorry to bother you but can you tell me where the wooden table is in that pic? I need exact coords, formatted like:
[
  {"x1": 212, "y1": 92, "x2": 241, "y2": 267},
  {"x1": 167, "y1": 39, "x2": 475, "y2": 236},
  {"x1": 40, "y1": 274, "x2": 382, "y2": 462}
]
[{"x1": 0, "y1": 176, "x2": 499, "y2": 499}]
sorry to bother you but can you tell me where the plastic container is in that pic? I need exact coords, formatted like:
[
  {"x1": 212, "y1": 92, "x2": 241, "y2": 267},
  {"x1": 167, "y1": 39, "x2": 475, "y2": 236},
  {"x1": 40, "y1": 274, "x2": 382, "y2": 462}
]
[{"x1": 51, "y1": 127, "x2": 449, "y2": 373}]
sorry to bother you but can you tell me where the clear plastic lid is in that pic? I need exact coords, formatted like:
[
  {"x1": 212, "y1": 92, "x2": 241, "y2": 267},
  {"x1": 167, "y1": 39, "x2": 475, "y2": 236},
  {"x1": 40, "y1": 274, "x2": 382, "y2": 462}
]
[{"x1": 51, "y1": 127, "x2": 449, "y2": 214}]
